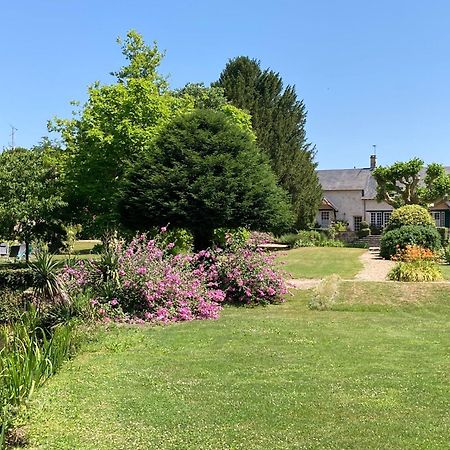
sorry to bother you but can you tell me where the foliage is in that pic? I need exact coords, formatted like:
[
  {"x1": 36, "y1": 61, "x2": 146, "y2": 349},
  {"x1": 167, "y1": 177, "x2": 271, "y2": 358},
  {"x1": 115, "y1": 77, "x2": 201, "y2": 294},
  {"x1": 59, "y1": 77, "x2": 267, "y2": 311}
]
[
  {"x1": 0, "y1": 290, "x2": 24, "y2": 323},
  {"x1": 61, "y1": 234, "x2": 225, "y2": 323},
  {"x1": 194, "y1": 243, "x2": 288, "y2": 306},
  {"x1": 386, "y1": 205, "x2": 434, "y2": 231},
  {"x1": 278, "y1": 230, "x2": 344, "y2": 248},
  {"x1": 444, "y1": 245, "x2": 450, "y2": 264},
  {"x1": 388, "y1": 260, "x2": 443, "y2": 282},
  {"x1": 357, "y1": 221, "x2": 371, "y2": 238},
  {"x1": 29, "y1": 251, "x2": 66, "y2": 305},
  {"x1": 309, "y1": 275, "x2": 341, "y2": 310},
  {"x1": 62, "y1": 224, "x2": 83, "y2": 255},
  {"x1": 373, "y1": 158, "x2": 450, "y2": 207},
  {"x1": 391, "y1": 244, "x2": 437, "y2": 263},
  {"x1": 216, "y1": 56, "x2": 322, "y2": 228},
  {"x1": 212, "y1": 227, "x2": 250, "y2": 249},
  {"x1": 436, "y1": 226, "x2": 449, "y2": 246},
  {"x1": 0, "y1": 269, "x2": 35, "y2": 291},
  {"x1": 0, "y1": 307, "x2": 76, "y2": 446},
  {"x1": 380, "y1": 225, "x2": 442, "y2": 259},
  {"x1": 56, "y1": 32, "x2": 256, "y2": 235},
  {"x1": 0, "y1": 146, "x2": 66, "y2": 261},
  {"x1": 119, "y1": 109, "x2": 294, "y2": 249}
]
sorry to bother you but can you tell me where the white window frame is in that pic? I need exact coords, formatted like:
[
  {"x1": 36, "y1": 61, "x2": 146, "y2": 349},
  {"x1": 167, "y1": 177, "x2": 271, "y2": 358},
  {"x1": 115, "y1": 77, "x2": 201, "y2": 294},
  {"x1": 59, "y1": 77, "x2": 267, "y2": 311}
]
[
  {"x1": 431, "y1": 211, "x2": 445, "y2": 227},
  {"x1": 321, "y1": 210, "x2": 330, "y2": 228},
  {"x1": 353, "y1": 216, "x2": 362, "y2": 232}
]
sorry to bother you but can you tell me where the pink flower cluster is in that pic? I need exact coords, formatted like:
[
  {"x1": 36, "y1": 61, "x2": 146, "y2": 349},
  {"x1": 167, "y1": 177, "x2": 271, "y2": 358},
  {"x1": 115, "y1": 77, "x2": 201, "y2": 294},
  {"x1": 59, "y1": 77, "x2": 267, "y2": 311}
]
[{"x1": 61, "y1": 232, "x2": 288, "y2": 325}]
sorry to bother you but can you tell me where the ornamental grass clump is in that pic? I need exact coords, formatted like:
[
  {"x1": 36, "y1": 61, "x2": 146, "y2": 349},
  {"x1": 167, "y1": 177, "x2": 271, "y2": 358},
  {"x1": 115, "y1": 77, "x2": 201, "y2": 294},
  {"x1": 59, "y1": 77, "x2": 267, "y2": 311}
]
[{"x1": 388, "y1": 260, "x2": 443, "y2": 282}]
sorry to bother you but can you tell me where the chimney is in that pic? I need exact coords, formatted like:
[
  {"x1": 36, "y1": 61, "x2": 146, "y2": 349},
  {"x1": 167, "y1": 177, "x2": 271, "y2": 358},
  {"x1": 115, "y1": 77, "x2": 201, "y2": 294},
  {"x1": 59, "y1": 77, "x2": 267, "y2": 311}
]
[{"x1": 370, "y1": 154, "x2": 377, "y2": 170}]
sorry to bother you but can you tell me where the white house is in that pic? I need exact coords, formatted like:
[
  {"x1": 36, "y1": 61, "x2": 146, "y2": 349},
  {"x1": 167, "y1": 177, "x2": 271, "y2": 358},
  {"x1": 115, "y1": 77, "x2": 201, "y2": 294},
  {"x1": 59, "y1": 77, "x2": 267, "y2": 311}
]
[{"x1": 316, "y1": 155, "x2": 450, "y2": 232}]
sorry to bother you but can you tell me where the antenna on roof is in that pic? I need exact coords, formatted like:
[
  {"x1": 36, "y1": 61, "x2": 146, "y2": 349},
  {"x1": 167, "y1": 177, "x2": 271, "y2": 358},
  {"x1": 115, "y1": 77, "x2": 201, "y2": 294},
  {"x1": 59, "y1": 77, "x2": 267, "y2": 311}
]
[
  {"x1": 9, "y1": 125, "x2": 18, "y2": 150},
  {"x1": 372, "y1": 144, "x2": 377, "y2": 156}
]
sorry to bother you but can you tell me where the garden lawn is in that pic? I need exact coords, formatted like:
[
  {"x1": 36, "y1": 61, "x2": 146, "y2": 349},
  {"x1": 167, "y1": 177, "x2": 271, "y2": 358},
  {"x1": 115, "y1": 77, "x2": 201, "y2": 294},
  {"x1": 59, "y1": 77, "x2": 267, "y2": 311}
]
[
  {"x1": 21, "y1": 282, "x2": 450, "y2": 450},
  {"x1": 279, "y1": 247, "x2": 365, "y2": 279},
  {"x1": 441, "y1": 264, "x2": 450, "y2": 280}
]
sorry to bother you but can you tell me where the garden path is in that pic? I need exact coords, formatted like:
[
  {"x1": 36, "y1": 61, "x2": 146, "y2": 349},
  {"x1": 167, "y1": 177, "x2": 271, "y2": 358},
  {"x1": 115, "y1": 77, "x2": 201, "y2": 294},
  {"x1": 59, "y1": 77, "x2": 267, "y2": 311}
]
[{"x1": 354, "y1": 249, "x2": 395, "y2": 282}]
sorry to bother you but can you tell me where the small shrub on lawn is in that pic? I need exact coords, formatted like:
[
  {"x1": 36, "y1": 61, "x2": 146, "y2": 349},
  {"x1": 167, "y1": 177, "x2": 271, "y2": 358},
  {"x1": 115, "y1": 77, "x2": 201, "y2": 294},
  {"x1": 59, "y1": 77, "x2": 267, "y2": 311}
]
[
  {"x1": 436, "y1": 226, "x2": 449, "y2": 246},
  {"x1": 388, "y1": 261, "x2": 443, "y2": 282},
  {"x1": 309, "y1": 275, "x2": 341, "y2": 310},
  {"x1": 380, "y1": 225, "x2": 442, "y2": 259},
  {"x1": 385, "y1": 205, "x2": 435, "y2": 231}
]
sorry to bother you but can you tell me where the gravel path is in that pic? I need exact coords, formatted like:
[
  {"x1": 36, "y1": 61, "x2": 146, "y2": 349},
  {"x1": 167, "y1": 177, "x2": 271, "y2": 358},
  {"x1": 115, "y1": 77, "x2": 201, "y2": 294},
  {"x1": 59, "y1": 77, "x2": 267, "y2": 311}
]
[
  {"x1": 354, "y1": 250, "x2": 395, "y2": 282},
  {"x1": 287, "y1": 249, "x2": 396, "y2": 289}
]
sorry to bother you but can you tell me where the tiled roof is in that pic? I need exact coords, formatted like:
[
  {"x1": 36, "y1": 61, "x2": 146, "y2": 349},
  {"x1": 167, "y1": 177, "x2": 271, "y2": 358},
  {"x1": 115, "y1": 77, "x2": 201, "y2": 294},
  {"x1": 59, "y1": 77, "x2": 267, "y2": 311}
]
[{"x1": 318, "y1": 166, "x2": 450, "y2": 200}]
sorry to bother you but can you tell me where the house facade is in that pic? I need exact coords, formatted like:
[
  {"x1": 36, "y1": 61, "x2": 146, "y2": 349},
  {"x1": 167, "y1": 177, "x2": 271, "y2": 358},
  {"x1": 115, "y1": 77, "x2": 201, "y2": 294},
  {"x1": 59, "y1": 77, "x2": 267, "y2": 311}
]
[{"x1": 316, "y1": 156, "x2": 450, "y2": 232}]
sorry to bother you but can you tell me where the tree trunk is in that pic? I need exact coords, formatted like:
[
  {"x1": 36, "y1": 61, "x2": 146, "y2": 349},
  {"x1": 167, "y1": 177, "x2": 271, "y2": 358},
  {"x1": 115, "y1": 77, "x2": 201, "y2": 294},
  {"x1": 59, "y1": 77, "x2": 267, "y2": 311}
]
[{"x1": 25, "y1": 241, "x2": 30, "y2": 264}]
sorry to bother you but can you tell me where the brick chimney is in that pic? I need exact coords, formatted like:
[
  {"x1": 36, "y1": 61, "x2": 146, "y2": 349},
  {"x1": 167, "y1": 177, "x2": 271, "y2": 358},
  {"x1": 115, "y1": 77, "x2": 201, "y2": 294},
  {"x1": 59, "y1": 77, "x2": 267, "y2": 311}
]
[{"x1": 370, "y1": 154, "x2": 377, "y2": 170}]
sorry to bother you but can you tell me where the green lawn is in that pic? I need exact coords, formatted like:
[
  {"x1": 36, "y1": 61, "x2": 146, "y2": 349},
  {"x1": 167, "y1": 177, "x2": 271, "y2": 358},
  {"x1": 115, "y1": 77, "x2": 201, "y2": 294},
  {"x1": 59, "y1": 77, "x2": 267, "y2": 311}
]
[
  {"x1": 441, "y1": 264, "x2": 450, "y2": 280},
  {"x1": 278, "y1": 247, "x2": 365, "y2": 279},
  {"x1": 20, "y1": 282, "x2": 450, "y2": 450}
]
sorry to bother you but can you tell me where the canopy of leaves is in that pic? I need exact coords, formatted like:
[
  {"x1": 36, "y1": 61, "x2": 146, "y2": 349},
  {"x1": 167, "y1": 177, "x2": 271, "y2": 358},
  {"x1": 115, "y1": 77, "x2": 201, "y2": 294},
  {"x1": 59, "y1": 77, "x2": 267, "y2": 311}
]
[
  {"x1": 373, "y1": 158, "x2": 450, "y2": 207},
  {"x1": 385, "y1": 205, "x2": 435, "y2": 231},
  {"x1": 119, "y1": 109, "x2": 294, "y2": 248},
  {"x1": 215, "y1": 56, "x2": 322, "y2": 228},
  {"x1": 0, "y1": 146, "x2": 66, "y2": 254}
]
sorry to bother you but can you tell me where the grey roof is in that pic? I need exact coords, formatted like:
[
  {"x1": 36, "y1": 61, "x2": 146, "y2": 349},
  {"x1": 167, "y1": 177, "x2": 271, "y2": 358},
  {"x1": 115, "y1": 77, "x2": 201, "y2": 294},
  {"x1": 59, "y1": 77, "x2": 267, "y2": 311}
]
[{"x1": 318, "y1": 166, "x2": 450, "y2": 200}]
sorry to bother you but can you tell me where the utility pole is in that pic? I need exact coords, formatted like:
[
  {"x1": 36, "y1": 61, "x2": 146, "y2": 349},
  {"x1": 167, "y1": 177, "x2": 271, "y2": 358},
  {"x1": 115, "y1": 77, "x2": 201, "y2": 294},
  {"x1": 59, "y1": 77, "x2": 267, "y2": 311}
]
[{"x1": 10, "y1": 125, "x2": 18, "y2": 150}]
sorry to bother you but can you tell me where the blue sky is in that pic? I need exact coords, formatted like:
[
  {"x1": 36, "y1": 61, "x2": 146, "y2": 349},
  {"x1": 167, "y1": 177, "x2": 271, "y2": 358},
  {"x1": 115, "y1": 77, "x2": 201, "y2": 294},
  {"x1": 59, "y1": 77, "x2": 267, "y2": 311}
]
[{"x1": 1, "y1": 0, "x2": 450, "y2": 169}]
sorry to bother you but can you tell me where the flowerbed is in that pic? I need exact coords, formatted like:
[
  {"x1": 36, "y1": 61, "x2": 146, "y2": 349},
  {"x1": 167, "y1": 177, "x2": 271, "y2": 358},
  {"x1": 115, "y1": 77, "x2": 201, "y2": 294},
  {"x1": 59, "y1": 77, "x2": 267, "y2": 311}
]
[{"x1": 61, "y1": 232, "x2": 287, "y2": 324}]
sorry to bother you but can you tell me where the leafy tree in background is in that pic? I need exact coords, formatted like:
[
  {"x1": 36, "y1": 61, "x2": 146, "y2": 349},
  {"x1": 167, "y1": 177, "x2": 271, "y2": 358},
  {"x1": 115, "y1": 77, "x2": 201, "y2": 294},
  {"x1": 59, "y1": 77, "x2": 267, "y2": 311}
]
[
  {"x1": 215, "y1": 56, "x2": 322, "y2": 228},
  {"x1": 0, "y1": 146, "x2": 66, "y2": 261},
  {"x1": 54, "y1": 32, "x2": 256, "y2": 235},
  {"x1": 373, "y1": 158, "x2": 450, "y2": 207},
  {"x1": 119, "y1": 109, "x2": 294, "y2": 249}
]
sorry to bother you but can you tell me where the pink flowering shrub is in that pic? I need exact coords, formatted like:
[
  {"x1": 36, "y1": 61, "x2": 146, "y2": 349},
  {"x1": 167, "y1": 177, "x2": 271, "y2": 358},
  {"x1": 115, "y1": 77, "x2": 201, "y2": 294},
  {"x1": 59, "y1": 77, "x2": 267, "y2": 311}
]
[
  {"x1": 61, "y1": 230, "x2": 288, "y2": 324},
  {"x1": 61, "y1": 234, "x2": 223, "y2": 324},
  {"x1": 194, "y1": 242, "x2": 288, "y2": 306}
]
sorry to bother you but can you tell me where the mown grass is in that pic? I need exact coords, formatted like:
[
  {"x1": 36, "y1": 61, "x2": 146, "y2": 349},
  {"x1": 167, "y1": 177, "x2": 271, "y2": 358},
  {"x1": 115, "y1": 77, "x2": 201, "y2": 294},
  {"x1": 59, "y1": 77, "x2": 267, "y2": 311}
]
[
  {"x1": 20, "y1": 282, "x2": 450, "y2": 450},
  {"x1": 278, "y1": 247, "x2": 365, "y2": 279},
  {"x1": 441, "y1": 264, "x2": 450, "y2": 280}
]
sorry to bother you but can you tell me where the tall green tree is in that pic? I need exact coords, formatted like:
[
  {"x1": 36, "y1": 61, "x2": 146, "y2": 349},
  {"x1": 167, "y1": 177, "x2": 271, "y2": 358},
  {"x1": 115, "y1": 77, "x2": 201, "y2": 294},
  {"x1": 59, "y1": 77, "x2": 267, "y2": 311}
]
[
  {"x1": 215, "y1": 57, "x2": 322, "y2": 228},
  {"x1": 119, "y1": 109, "x2": 294, "y2": 249},
  {"x1": 0, "y1": 146, "x2": 66, "y2": 261},
  {"x1": 53, "y1": 31, "x2": 193, "y2": 234},
  {"x1": 373, "y1": 158, "x2": 450, "y2": 207}
]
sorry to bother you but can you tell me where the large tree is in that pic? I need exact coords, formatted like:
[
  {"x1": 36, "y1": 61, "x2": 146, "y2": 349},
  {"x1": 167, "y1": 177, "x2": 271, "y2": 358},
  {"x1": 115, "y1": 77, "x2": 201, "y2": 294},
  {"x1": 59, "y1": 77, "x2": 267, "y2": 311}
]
[
  {"x1": 215, "y1": 57, "x2": 322, "y2": 228},
  {"x1": 119, "y1": 109, "x2": 294, "y2": 249},
  {"x1": 373, "y1": 158, "x2": 450, "y2": 207},
  {"x1": 0, "y1": 145, "x2": 66, "y2": 261}
]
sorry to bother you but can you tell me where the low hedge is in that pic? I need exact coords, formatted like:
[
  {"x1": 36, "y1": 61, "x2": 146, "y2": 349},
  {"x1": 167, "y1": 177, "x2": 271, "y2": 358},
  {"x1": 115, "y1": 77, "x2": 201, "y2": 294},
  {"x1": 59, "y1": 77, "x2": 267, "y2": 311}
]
[
  {"x1": 380, "y1": 225, "x2": 442, "y2": 259},
  {"x1": 0, "y1": 268, "x2": 35, "y2": 291}
]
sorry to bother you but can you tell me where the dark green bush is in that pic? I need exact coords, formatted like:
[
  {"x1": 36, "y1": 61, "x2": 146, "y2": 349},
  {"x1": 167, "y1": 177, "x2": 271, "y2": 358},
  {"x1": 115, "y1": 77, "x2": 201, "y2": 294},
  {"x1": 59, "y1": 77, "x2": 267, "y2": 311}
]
[
  {"x1": 0, "y1": 269, "x2": 35, "y2": 291},
  {"x1": 385, "y1": 205, "x2": 434, "y2": 231},
  {"x1": 380, "y1": 225, "x2": 442, "y2": 259},
  {"x1": 436, "y1": 227, "x2": 449, "y2": 246},
  {"x1": 357, "y1": 228, "x2": 370, "y2": 238},
  {"x1": 0, "y1": 289, "x2": 26, "y2": 323}
]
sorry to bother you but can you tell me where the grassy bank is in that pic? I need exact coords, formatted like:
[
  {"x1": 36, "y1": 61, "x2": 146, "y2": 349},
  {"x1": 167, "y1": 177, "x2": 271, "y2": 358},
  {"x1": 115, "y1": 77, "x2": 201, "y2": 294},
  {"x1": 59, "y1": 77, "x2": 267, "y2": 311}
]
[{"x1": 20, "y1": 282, "x2": 450, "y2": 449}]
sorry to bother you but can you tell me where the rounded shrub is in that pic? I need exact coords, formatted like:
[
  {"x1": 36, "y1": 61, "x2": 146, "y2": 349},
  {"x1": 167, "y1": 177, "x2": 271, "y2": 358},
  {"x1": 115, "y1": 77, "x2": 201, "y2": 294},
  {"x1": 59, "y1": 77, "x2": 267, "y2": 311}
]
[
  {"x1": 388, "y1": 261, "x2": 443, "y2": 282},
  {"x1": 386, "y1": 205, "x2": 434, "y2": 231},
  {"x1": 380, "y1": 225, "x2": 442, "y2": 259}
]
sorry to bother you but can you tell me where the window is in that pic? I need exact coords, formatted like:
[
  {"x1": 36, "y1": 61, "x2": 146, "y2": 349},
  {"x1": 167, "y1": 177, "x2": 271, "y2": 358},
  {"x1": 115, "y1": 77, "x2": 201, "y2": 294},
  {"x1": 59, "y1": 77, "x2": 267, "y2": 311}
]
[
  {"x1": 321, "y1": 211, "x2": 330, "y2": 228},
  {"x1": 431, "y1": 211, "x2": 444, "y2": 227},
  {"x1": 353, "y1": 216, "x2": 362, "y2": 232},
  {"x1": 370, "y1": 211, "x2": 391, "y2": 229}
]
